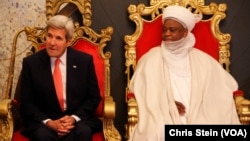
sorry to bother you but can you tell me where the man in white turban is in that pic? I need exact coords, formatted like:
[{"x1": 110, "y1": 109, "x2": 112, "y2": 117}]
[{"x1": 129, "y1": 5, "x2": 240, "y2": 141}]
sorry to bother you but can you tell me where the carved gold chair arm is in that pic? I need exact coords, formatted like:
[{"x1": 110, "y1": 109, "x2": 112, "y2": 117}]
[
  {"x1": 0, "y1": 99, "x2": 14, "y2": 141},
  {"x1": 125, "y1": 97, "x2": 138, "y2": 140},
  {"x1": 103, "y1": 96, "x2": 121, "y2": 141},
  {"x1": 235, "y1": 95, "x2": 250, "y2": 125}
]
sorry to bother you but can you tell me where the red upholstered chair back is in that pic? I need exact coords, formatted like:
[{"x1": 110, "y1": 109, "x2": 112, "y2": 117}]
[{"x1": 72, "y1": 39, "x2": 104, "y2": 117}]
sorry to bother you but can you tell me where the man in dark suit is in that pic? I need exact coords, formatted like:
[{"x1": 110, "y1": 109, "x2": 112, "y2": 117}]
[{"x1": 19, "y1": 15, "x2": 102, "y2": 141}]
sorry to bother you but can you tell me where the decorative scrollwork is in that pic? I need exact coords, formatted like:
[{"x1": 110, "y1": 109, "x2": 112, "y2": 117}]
[{"x1": 46, "y1": 0, "x2": 92, "y2": 27}]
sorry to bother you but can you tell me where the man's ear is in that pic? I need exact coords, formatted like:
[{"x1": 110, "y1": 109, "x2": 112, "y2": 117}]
[{"x1": 67, "y1": 38, "x2": 72, "y2": 46}]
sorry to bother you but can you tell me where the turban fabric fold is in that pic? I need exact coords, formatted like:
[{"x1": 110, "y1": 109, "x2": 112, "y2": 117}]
[{"x1": 162, "y1": 5, "x2": 197, "y2": 31}]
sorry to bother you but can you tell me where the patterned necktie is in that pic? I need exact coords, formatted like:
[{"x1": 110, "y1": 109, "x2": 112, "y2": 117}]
[{"x1": 53, "y1": 58, "x2": 64, "y2": 111}]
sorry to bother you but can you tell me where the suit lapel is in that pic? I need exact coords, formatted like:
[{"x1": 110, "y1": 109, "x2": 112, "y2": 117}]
[{"x1": 65, "y1": 47, "x2": 79, "y2": 109}]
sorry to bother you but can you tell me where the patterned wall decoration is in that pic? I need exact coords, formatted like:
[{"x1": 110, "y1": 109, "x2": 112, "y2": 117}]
[{"x1": 0, "y1": 0, "x2": 46, "y2": 99}]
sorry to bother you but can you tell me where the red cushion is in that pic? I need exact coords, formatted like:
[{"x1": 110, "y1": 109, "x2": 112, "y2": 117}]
[
  {"x1": 12, "y1": 130, "x2": 29, "y2": 141},
  {"x1": 233, "y1": 90, "x2": 244, "y2": 97},
  {"x1": 12, "y1": 130, "x2": 104, "y2": 141}
]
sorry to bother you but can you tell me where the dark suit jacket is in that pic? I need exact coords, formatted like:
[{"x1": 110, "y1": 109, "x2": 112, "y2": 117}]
[{"x1": 19, "y1": 47, "x2": 101, "y2": 133}]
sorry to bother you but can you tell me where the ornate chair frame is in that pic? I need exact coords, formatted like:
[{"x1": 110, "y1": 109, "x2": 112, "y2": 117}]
[
  {"x1": 0, "y1": 0, "x2": 121, "y2": 141},
  {"x1": 124, "y1": 0, "x2": 250, "y2": 140}
]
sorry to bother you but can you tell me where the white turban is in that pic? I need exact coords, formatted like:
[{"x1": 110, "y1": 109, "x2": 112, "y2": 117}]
[{"x1": 162, "y1": 5, "x2": 199, "y2": 31}]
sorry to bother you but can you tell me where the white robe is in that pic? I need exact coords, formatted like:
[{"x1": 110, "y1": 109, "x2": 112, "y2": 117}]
[{"x1": 129, "y1": 47, "x2": 240, "y2": 141}]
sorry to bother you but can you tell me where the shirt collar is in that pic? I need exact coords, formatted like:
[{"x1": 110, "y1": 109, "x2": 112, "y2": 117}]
[{"x1": 51, "y1": 48, "x2": 67, "y2": 65}]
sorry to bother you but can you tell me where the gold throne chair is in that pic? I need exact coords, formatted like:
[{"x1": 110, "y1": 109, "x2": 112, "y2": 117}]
[
  {"x1": 0, "y1": 0, "x2": 121, "y2": 141},
  {"x1": 124, "y1": 0, "x2": 250, "y2": 140}
]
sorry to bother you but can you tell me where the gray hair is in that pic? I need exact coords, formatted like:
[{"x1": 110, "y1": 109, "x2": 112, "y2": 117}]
[{"x1": 46, "y1": 15, "x2": 74, "y2": 40}]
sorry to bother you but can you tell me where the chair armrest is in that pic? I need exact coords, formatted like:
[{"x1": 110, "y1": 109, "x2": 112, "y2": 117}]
[
  {"x1": 0, "y1": 99, "x2": 12, "y2": 116},
  {"x1": 0, "y1": 99, "x2": 14, "y2": 140},
  {"x1": 235, "y1": 95, "x2": 250, "y2": 124},
  {"x1": 104, "y1": 96, "x2": 115, "y2": 118},
  {"x1": 125, "y1": 93, "x2": 138, "y2": 140},
  {"x1": 103, "y1": 95, "x2": 121, "y2": 141}
]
